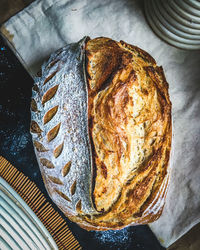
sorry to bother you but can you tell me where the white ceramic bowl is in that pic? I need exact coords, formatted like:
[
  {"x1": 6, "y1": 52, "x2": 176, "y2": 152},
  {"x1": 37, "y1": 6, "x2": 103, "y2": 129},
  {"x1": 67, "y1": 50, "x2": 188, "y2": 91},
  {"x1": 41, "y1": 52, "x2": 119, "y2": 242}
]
[{"x1": 144, "y1": 0, "x2": 200, "y2": 50}]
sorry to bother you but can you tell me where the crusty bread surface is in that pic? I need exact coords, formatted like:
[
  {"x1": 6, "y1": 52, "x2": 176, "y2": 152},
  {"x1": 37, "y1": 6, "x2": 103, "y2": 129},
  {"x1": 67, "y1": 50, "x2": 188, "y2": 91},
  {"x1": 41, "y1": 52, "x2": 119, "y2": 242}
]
[{"x1": 31, "y1": 37, "x2": 172, "y2": 230}]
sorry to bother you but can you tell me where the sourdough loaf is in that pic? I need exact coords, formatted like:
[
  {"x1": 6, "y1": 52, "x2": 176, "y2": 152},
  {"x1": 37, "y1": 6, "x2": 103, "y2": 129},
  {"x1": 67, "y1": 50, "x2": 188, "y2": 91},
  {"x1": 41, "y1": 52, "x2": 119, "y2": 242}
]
[{"x1": 31, "y1": 37, "x2": 172, "y2": 230}]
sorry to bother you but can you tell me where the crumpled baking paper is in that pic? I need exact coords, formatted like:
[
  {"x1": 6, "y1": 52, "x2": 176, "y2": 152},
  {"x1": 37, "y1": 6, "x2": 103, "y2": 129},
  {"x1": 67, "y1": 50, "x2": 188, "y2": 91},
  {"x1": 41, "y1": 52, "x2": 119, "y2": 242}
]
[{"x1": 1, "y1": 0, "x2": 200, "y2": 247}]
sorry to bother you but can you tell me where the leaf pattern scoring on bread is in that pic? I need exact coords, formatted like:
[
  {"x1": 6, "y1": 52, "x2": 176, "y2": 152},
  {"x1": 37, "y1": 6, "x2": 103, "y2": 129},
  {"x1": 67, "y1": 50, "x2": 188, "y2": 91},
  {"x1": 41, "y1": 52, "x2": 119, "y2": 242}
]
[
  {"x1": 31, "y1": 37, "x2": 172, "y2": 230},
  {"x1": 31, "y1": 37, "x2": 96, "y2": 216}
]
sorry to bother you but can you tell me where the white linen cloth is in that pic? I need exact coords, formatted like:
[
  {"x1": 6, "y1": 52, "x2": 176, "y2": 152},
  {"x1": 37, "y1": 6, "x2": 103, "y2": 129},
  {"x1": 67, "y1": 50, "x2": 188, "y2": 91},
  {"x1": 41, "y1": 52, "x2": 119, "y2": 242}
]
[{"x1": 1, "y1": 0, "x2": 200, "y2": 247}]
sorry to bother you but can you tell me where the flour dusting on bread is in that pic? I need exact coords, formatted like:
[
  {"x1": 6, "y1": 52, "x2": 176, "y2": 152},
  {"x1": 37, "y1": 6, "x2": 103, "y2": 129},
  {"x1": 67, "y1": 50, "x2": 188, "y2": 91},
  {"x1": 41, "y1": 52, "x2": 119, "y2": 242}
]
[{"x1": 31, "y1": 37, "x2": 172, "y2": 230}]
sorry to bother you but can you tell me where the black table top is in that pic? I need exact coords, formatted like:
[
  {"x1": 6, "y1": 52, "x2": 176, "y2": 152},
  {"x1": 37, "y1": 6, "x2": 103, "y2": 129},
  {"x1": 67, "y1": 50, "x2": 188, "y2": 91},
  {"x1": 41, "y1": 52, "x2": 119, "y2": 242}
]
[{"x1": 0, "y1": 35, "x2": 165, "y2": 250}]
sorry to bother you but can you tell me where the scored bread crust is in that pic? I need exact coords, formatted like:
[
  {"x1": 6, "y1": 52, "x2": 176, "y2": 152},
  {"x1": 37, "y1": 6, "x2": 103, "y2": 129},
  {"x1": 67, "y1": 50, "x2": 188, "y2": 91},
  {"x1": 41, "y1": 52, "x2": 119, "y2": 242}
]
[{"x1": 31, "y1": 37, "x2": 172, "y2": 230}]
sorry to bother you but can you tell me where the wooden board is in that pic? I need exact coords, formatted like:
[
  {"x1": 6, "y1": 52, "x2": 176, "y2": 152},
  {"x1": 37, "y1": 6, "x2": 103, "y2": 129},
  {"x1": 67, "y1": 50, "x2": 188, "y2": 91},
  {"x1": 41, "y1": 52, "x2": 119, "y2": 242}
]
[{"x1": 0, "y1": 0, "x2": 33, "y2": 24}]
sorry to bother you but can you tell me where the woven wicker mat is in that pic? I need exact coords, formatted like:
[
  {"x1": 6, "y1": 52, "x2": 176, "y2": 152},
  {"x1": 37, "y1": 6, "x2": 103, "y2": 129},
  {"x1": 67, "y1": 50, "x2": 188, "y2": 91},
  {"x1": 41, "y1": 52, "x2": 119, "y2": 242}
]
[{"x1": 0, "y1": 155, "x2": 81, "y2": 250}]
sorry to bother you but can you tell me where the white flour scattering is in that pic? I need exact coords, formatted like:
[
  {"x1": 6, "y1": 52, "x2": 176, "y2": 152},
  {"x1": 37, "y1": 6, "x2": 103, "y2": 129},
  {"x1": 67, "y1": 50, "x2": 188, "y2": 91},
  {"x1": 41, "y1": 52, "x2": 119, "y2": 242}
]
[
  {"x1": 2, "y1": 124, "x2": 30, "y2": 155},
  {"x1": 94, "y1": 227, "x2": 131, "y2": 247},
  {"x1": 10, "y1": 132, "x2": 30, "y2": 154}
]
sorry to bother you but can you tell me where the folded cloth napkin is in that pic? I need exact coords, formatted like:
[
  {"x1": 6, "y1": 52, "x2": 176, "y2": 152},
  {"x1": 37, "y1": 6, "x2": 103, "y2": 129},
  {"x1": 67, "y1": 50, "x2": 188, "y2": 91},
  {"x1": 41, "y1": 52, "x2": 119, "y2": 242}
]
[{"x1": 1, "y1": 0, "x2": 200, "y2": 247}]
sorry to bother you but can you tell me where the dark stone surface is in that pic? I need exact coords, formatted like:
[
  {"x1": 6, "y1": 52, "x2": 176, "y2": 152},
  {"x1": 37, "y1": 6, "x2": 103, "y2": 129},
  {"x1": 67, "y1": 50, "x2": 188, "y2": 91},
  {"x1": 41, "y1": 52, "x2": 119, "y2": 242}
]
[{"x1": 0, "y1": 35, "x2": 165, "y2": 250}]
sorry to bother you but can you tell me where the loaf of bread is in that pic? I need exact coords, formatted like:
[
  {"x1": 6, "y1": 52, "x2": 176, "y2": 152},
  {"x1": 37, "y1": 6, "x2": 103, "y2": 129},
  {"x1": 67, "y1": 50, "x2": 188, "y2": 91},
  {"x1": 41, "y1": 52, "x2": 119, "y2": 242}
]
[{"x1": 30, "y1": 37, "x2": 172, "y2": 230}]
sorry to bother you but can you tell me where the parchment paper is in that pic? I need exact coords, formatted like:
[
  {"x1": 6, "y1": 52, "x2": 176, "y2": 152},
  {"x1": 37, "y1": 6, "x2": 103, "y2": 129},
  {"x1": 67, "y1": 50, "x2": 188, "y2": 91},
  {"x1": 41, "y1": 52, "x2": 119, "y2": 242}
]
[{"x1": 1, "y1": 0, "x2": 200, "y2": 247}]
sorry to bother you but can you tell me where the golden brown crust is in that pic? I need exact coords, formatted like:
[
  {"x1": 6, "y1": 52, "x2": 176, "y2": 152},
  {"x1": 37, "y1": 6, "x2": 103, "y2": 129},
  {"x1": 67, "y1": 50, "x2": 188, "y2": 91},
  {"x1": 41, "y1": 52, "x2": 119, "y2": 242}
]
[
  {"x1": 33, "y1": 37, "x2": 172, "y2": 231},
  {"x1": 79, "y1": 37, "x2": 172, "y2": 230}
]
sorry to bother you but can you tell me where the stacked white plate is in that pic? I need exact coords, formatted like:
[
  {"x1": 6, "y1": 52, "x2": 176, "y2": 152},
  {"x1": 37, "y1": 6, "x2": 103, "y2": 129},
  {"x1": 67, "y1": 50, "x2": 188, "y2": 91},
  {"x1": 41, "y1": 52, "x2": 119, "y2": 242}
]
[
  {"x1": 0, "y1": 177, "x2": 58, "y2": 250},
  {"x1": 144, "y1": 0, "x2": 200, "y2": 50}
]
